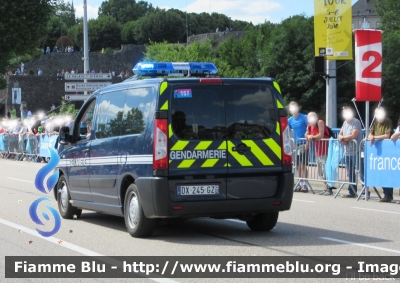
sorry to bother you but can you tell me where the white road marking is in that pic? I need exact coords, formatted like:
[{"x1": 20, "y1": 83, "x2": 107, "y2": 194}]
[
  {"x1": 0, "y1": 218, "x2": 179, "y2": 283},
  {"x1": 352, "y1": 207, "x2": 400, "y2": 215},
  {"x1": 7, "y1": 177, "x2": 34, "y2": 183},
  {"x1": 293, "y1": 199, "x2": 315, "y2": 203},
  {"x1": 320, "y1": 237, "x2": 400, "y2": 255}
]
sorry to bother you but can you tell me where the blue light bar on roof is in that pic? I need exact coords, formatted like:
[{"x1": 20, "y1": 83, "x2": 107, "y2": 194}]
[{"x1": 132, "y1": 62, "x2": 218, "y2": 77}]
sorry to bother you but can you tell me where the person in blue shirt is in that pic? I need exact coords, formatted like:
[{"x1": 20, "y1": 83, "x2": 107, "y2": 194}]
[{"x1": 288, "y1": 101, "x2": 309, "y2": 192}]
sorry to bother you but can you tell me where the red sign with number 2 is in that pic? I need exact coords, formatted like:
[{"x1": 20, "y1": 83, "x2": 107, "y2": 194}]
[{"x1": 355, "y1": 29, "x2": 383, "y2": 102}]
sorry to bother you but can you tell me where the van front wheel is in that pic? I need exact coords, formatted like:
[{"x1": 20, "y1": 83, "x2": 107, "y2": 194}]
[
  {"x1": 57, "y1": 176, "x2": 82, "y2": 219},
  {"x1": 124, "y1": 184, "x2": 157, "y2": 238},
  {"x1": 246, "y1": 212, "x2": 279, "y2": 232}
]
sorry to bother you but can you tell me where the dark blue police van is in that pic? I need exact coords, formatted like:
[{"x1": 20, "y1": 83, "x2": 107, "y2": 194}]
[{"x1": 56, "y1": 62, "x2": 294, "y2": 237}]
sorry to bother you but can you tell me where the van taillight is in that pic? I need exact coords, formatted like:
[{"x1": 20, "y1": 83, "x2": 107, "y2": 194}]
[
  {"x1": 153, "y1": 119, "x2": 168, "y2": 170},
  {"x1": 279, "y1": 117, "x2": 292, "y2": 165}
]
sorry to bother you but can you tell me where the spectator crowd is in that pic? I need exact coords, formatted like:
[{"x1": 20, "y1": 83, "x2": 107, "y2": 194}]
[{"x1": 288, "y1": 101, "x2": 400, "y2": 204}]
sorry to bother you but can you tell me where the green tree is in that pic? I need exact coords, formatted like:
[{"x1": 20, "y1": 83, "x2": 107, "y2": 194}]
[
  {"x1": 144, "y1": 40, "x2": 213, "y2": 62},
  {"x1": 99, "y1": 0, "x2": 154, "y2": 24},
  {"x1": 88, "y1": 16, "x2": 122, "y2": 51},
  {"x1": 56, "y1": 35, "x2": 74, "y2": 50},
  {"x1": 135, "y1": 10, "x2": 185, "y2": 44},
  {"x1": 67, "y1": 23, "x2": 83, "y2": 49},
  {"x1": 0, "y1": 0, "x2": 53, "y2": 89},
  {"x1": 42, "y1": 15, "x2": 68, "y2": 49},
  {"x1": 374, "y1": 0, "x2": 400, "y2": 119},
  {"x1": 50, "y1": 103, "x2": 79, "y2": 117},
  {"x1": 41, "y1": 0, "x2": 76, "y2": 49},
  {"x1": 121, "y1": 20, "x2": 137, "y2": 44}
]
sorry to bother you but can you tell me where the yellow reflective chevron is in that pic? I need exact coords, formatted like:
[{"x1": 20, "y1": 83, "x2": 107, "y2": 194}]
[
  {"x1": 218, "y1": 141, "x2": 227, "y2": 150},
  {"x1": 168, "y1": 124, "x2": 173, "y2": 138},
  {"x1": 273, "y1": 81, "x2": 281, "y2": 94},
  {"x1": 224, "y1": 163, "x2": 231, "y2": 167},
  {"x1": 201, "y1": 159, "x2": 219, "y2": 168},
  {"x1": 264, "y1": 138, "x2": 282, "y2": 159},
  {"x1": 160, "y1": 100, "x2": 168, "y2": 110},
  {"x1": 195, "y1": 141, "x2": 212, "y2": 150},
  {"x1": 227, "y1": 141, "x2": 253, "y2": 166},
  {"x1": 178, "y1": 159, "x2": 196, "y2": 168},
  {"x1": 171, "y1": 140, "x2": 189, "y2": 151},
  {"x1": 276, "y1": 121, "x2": 281, "y2": 135},
  {"x1": 242, "y1": 140, "x2": 274, "y2": 165},
  {"x1": 276, "y1": 100, "x2": 284, "y2": 109},
  {"x1": 160, "y1": 81, "x2": 168, "y2": 95}
]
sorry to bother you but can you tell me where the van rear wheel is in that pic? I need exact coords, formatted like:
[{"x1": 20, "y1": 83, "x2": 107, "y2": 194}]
[
  {"x1": 246, "y1": 212, "x2": 279, "y2": 232},
  {"x1": 124, "y1": 184, "x2": 157, "y2": 238}
]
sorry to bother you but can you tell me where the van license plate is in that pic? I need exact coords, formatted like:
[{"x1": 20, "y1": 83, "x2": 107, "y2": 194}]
[{"x1": 178, "y1": 185, "x2": 219, "y2": 196}]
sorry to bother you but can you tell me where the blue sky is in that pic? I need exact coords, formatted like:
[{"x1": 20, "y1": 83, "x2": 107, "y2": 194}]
[{"x1": 71, "y1": 0, "x2": 358, "y2": 24}]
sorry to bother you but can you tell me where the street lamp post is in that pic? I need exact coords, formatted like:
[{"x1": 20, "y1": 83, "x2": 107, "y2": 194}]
[{"x1": 186, "y1": 0, "x2": 188, "y2": 46}]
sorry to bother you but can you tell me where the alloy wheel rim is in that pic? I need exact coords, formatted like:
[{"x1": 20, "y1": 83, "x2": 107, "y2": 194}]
[{"x1": 128, "y1": 193, "x2": 139, "y2": 229}]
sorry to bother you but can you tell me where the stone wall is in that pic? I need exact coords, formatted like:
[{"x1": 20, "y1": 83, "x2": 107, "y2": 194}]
[
  {"x1": 23, "y1": 44, "x2": 145, "y2": 77},
  {"x1": 188, "y1": 31, "x2": 246, "y2": 45},
  {"x1": 1, "y1": 75, "x2": 123, "y2": 117},
  {"x1": 0, "y1": 44, "x2": 146, "y2": 116}
]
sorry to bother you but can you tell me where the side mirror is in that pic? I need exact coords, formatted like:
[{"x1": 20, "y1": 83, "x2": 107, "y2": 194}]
[{"x1": 59, "y1": 127, "x2": 70, "y2": 145}]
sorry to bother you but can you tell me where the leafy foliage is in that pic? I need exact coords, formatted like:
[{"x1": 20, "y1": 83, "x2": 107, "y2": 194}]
[
  {"x1": 56, "y1": 35, "x2": 74, "y2": 50},
  {"x1": 88, "y1": 16, "x2": 122, "y2": 51},
  {"x1": 134, "y1": 10, "x2": 185, "y2": 44},
  {"x1": 144, "y1": 15, "x2": 356, "y2": 121},
  {"x1": 0, "y1": 0, "x2": 53, "y2": 87},
  {"x1": 374, "y1": 0, "x2": 400, "y2": 120},
  {"x1": 98, "y1": 0, "x2": 154, "y2": 24},
  {"x1": 55, "y1": 103, "x2": 79, "y2": 117},
  {"x1": 121, "y1": 21, "x2": 137, "y2": 44}
]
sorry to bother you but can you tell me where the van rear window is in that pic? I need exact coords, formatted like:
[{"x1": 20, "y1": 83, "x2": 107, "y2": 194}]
[
  {"x1": 171, "y1": 86, "x2": 225, "y2": 140},
  {"x1": 226, "y1": 86, "x2": 276, "y2": 139},
  {"x1": 170, "y1": 85, "x2": 276, "y2": 141}
]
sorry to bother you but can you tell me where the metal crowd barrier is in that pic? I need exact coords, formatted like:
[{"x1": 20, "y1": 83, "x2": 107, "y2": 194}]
[
  {"x1": 0, "y1": 133, "x2": 59, "y2": 162},
  {"x1": 293, "y1": 138, "x2": 359, "y2": 197}
]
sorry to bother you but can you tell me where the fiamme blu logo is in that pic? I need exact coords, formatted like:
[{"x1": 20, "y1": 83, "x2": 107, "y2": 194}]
[{"x1": 29, "y1": 147, "x2": 61, "y2": 237}]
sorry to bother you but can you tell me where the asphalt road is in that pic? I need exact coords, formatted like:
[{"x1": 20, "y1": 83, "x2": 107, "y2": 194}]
[{"x1": 0, "y1": 159, "x2": 399, "y2": 283}]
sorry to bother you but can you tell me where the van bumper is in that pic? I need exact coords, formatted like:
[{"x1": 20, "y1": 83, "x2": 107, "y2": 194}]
[{"x1": 135, "y1": 173, "x2": 294, "y2": 218}]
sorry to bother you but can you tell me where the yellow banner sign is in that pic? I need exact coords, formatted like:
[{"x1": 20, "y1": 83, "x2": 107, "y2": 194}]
[{"x1": 314, "y1": 0, "x2": 353, "y2": 60}]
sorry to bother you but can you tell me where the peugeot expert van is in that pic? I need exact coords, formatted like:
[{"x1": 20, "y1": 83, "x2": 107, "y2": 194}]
[{"x1": 56, "y1": 62, "x2": 294, "y2": 237}]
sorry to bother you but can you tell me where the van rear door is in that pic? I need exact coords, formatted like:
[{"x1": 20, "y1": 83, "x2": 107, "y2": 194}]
[
  {"x1": 224, "y1": 83, "x2": 282, "y2": 199},
  {"x1": 168, "y1": 84, "x2": 228, "y2": 201}
]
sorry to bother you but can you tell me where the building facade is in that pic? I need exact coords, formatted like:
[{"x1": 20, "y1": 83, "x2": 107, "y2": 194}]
[{"x1": 352, "y1": 0, "x2": 380, "y2": 29}]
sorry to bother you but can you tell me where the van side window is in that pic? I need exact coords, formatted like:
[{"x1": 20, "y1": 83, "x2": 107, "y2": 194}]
[
  {"x1": 226, "y1": 86, "x2": 276, "y2": 139},
  {"x1": 171, "y1": 86, "x2": 225, "y2": 140},
  {"x1": 95, "y1": 90, "x2": 126, "y2": 139},
  {"x1": 76, "y1": 99, "x2": 96, "y2": 140},
  {"x1": 122, "y1": 87, "x2": 156, "y2": 136}
]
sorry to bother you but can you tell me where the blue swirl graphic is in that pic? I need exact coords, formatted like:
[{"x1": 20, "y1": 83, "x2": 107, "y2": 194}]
[
  {"x1": 34, "y1": 147, "x2": 60, "y2": 194},
  {"x1": 29, "y1": 197, "x2": 61, "y2": 237}
]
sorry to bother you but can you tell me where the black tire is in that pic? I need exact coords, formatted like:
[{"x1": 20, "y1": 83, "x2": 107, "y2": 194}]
[
  {"x1": 246, "y1": 212, "x2": 279, "y2": 232},
  {"x1": 124, "y1": 184, "x2": 157, "y2": 238},
  {"x1": 57, "y1": 175, "x2": 82, "y2": 219}
]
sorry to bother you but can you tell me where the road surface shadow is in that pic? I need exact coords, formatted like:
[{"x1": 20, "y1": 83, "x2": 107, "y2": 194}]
[{"x1": 77, "y1": 212, "x2": 391, "y2": 250}]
